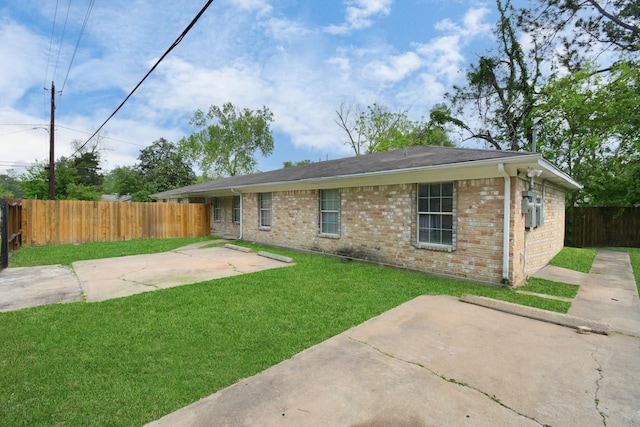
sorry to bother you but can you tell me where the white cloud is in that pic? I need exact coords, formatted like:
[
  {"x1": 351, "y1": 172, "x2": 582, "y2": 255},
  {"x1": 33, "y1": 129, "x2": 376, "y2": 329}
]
[
  {"x1": 263, "y1": 17, "x2": 313, "y2": 42},
  {"x1": 228, "y1": 0, "x2": 273, "y2": 15},
  {"x1": 367, "y1": 51, "x2": 423, "y2": 82},
  {"x1": 435, "y1": 6, "x2": 491, "y2": 37},
  {"x1": 1, "y1": 0, "x2": 501, "y2": 176},
  {"x1": 325, "y1": 0, "x2": 393, "y2": 34},
  {"x1": 0, "y1": 19, "x2": 47, "y2": 107}
]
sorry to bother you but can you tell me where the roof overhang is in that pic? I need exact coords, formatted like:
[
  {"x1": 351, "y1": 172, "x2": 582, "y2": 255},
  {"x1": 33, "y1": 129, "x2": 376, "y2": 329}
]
[{"x1": 154, "y1": 154, "x2": 582, "y2": 200}]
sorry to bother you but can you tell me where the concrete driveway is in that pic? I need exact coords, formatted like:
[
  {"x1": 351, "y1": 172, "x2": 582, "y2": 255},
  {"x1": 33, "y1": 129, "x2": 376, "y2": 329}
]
[
  {"x1": 1, "y1": 246, "x2": 638, "y2": 426},
  {"x1": 147, "y1": 249, "x2": 640, "y2": 427},
  {"x1": 0, "y1": 242, "x2": 293, "y2": 311}
]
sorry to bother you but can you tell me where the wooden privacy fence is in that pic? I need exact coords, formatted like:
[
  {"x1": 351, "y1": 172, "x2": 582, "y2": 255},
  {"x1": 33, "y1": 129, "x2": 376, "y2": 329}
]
[
  {"x1": 21, "y1": 200, "x2": 211, "y2": 247},
  {"x1": 566, "y1": 207, "x2": 640, "y2": 248}
]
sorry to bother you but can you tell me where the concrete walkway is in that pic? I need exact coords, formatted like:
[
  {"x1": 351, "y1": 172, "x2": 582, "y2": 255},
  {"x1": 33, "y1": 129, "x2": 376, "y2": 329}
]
[
  {"x1": 0, "y1": 242, "x2": 293, "y2": 311},
  {"x1": 534, "y1": 249, "x2": 640, "y2": 336},
  {"x1": 147, "y1": 249, "x2": 640, "y2": 427}
]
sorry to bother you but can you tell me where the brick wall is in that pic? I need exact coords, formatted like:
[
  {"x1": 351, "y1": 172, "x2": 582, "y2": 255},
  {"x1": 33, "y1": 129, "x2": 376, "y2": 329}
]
[
  {"x1": 511, "y1": 177, "x2": 566, "y2": 285},
  {"x1": 241, "y1": 179, "x2": 519, "y2": 286},
  {"x1": 210, "y1": 196, "x2": 240, "y2": 237},
  {"x1": 213, "y1": 176, "x2": 567, "y2": 286}
]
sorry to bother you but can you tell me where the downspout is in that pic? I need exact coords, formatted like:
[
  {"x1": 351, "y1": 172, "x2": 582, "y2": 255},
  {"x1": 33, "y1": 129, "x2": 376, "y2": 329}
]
[
  {"x1": 498, "y1": 164, "x2": 511, "y2": 286},
  {"x1": 231, "y1": 188, "x2": 243, "y2": 240}
]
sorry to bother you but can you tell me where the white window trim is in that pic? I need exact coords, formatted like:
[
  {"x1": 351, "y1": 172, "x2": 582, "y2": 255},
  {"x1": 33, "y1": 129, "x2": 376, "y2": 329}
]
[
  {"x1": 319, "y1": 189, "x2": 340, "y2": 237},
  {"x1": 213, "y1": 197, "x2": 221, "y2": 222},
  {"x1": 259, "y1": 193, "x2": 272, "y2": 229},
  {"x1": 232, "y1": 196, "x2": 241, "y2": 224},
  {"x1": 416, "y1": 182, "x2": 455, "y2": 250}
]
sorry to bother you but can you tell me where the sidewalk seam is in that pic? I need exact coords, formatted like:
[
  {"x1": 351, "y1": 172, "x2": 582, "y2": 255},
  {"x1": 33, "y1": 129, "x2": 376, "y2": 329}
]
[{"x1": 345, "y1": 334, "x2": 546, "y2": 427}]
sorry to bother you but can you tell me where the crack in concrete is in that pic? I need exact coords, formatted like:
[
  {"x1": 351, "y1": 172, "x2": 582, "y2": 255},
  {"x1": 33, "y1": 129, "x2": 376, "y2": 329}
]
[
  {"x1": 591, "y1": 347, "x2": 607, "y2": 426},
  {"x1": 346, "y1": 335, "x2": 547, "y2": 427},
  {"x1": 114, "y1": 262, "x2": 161, "y2": 290}
]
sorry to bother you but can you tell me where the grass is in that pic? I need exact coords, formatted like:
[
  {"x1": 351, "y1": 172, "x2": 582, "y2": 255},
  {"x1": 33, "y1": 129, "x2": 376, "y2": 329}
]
[
  {"x1": 521, "y1": 277, "x2": 580, "y2": 299},
  {"x1": 1, "y1": 240, "x2": 572, "y2": 426},
  {"x1": 9, "y1": 236, "x2": 216, "y2": 267},
  {"x1": 548, "y1": 246, "x2": 598, "y2": 273},
  {"x1": 621, "y1": 247, "x2": 640, "y2": 294}
]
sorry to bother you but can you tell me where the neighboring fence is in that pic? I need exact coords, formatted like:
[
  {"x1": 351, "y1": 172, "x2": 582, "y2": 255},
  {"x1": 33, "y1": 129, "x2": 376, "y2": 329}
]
[
  {"x1": 566, "y1": 207, "x2": 640, "y2": 248},
  {"x1": 21, "y1": 200, "x2": 210, "y2": 247}
]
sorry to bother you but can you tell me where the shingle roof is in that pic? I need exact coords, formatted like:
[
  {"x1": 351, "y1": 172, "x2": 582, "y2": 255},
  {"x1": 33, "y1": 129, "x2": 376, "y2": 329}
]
[{"x1": 152, "y1": 145, "x2": 538, "y2": 198}]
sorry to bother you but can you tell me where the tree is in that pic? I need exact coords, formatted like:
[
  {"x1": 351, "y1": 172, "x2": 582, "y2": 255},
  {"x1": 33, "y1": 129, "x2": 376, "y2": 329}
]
[
  {"x1": 282, "y1": 160, "x2": 312, "y2": 168},
  {"x1": 444, "y1": 0, "x2": 540, "y2": 151},
  {"x1": 19, "y1": 161, "x2": 50, "y2": 200},
  {"x1": 519, "y1": 0, "x2": 640, "y2": 71},
  {"x1": 534, "y1": 61, "x2": 640, "y2": 206},
  {"x1": 335, "y1": 102, "x2": 453, "y2": 155},
  {"x1": 0, "y1": 171, "x2": 23, "y2": 199},
  {"x1": 135, "y1": 138, "x2": 196, "y2": 201},
  {"x1": 179, "y1": 102, "x2": 275, "y2": 177},
  {"x1": 103, "y1": 166, "x2": 141, "y2": 197}
]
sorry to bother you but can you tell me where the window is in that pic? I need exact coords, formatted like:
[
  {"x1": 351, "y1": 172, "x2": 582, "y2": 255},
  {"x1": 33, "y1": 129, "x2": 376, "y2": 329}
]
[
  {"x1": 417, "y1": 182, "x2": 454, "y2": 246},
  {"x1": 320, "y1": 189, "x2": 340, "y2": 235},
  {"x1": 259, "y1": 193, "x2": 271, "y2": 227},
  {"x1": 233, "y1": 196, "x2": 241, "y2": 223},
  {"x1": 213, "y1": 197, "x2": 221, "y2": 222}
]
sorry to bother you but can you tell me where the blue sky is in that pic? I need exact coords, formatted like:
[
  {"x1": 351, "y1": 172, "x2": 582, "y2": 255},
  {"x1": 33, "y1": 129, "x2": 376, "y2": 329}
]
[{"x1": 0, "y1": 0, "x2": 498, "y2": 176}]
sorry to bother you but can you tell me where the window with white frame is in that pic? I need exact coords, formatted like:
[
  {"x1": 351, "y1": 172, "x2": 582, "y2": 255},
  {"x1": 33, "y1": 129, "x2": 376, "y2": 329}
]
[
  {"x1": 259, "y1": 193, "x2": 271, "y2": 227},
  {"x1": 417, "y1": 182, "x2": 454, "y2": 246},
  {"x1": 233, "y1": 196, "x2": 241, "y2": 223},
  {"x1": 320, "y1": 189, "x2": 340, "y2": 235},
  {"x1": 213, "y1": 197, "x2": 221, "y2": 222}
]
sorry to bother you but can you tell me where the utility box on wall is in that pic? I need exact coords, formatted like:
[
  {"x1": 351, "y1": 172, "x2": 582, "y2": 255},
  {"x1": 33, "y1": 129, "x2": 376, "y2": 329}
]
[{"x1": 522, "y1": 190, "x2": 543, "y2": 230}]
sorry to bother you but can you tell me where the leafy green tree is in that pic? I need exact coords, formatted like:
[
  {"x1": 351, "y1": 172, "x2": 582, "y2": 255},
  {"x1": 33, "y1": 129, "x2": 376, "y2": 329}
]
[
  {"x1": 180, "y1": 102, "x2": 275, "y2": 177},
  {"x1": 135, "y1": 138, "x2": 196, "y2": 201},
  {"x1": 18, "y1": 157, "x2": 102, "y2": 201},
  {"x1": 64, "y1": 182, "x2": 102, "y2": 201},
  {"x1": 534, "y1": 61, "x2": 640, "y2": 206},
  {"x1": 411, "y1": 104, "x2": 456, "y2": 148},
  {"x1": 282, "y1": 160, "x2": 312, "y2": 168},
  {"x1": 336, "y1": 102, "x2": 453, "y2": 155},
  {"x1": 519, "y1": 0, "x2": 639, "y2": 71},
  {"x1": 71, "y1": 152, "x2": 102, "y2": 191},
  {"x1": 0, "y1": 171, "x2": 23, "y2": 199},
  {"x1": 103, "y1": 166, "x2": 142, "y2": 197},
  {"x1": 19, "y1": 161, "x2": 49, "y2": 200},
  {"x1": 444, "y1": 0, "x2": 539, "y2": 151}
]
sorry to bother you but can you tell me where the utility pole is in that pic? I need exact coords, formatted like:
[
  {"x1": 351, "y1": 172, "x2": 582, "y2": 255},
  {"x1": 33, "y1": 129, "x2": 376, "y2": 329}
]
[{"x1": 48, "y1": 81, "x2": 56, "y2": 200}]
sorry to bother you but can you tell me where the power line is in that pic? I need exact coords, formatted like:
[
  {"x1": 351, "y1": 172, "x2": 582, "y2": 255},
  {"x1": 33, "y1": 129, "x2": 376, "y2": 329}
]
[
  {"x1": 0, "y1": 123, "x2": 144, "y2": 147},
  {"x1": 53, "y1": 0, "x2": 73, "y2": 84},
  {"x1": 55, "y1": 125, "x2": 145, "y2": 147},
  {"x1": 43, "y1": 0, "x2": 60, "y2": 119},
  {"x1": 71, "y1": 0, "x2": 216, "y2": 157},
  {"x1": 60, "y1": 0, "x2": 96, "y2": 94}
]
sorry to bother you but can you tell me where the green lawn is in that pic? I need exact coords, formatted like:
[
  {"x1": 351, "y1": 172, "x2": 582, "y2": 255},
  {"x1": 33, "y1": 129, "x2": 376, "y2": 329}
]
[
  {"x1": 0, "y1": 239, "x2": 578, "y2": 426},
  {"x1": 521, "y1": 277, "x2": 580, "y2": 298},
  {"x1": 624, "y1": 247, "x2": 640, "y2": 294},
  {"x1": 9, "y1": 236, "x2": 217, "y2": 267},
  {"x1": 548, "y1": 246, "x2": 598, "y2": 273}
]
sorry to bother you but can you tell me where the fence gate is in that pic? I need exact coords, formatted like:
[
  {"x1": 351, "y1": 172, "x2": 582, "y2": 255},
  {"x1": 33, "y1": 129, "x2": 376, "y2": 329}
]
[
  {"x1": 1, "y1": 199, "x2": 8, "y2": 270},
  {"x1": 0, "y1": 198, "x2": 23, "y2": 270}
]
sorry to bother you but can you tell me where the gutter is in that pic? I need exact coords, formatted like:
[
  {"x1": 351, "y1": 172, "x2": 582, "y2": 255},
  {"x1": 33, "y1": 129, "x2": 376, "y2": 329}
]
[{"x1": 498, "y1": 163, "x2": 511, "y2": 286}]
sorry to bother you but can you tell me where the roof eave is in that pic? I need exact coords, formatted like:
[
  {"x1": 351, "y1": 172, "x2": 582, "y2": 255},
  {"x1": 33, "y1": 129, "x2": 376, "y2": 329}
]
[{"x1": 154, "y1": 154, "x2": 565, "y2": 199}]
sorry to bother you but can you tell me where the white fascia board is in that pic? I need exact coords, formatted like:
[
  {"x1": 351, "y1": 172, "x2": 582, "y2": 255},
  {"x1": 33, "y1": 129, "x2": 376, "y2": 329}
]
[{"x1": 536, "y1": 159, "x2": 583, "y2": 190}]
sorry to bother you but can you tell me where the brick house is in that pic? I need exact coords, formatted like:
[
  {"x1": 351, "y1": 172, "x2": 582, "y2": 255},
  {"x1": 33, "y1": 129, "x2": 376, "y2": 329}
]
[{"x1": 152, "y1": 146, "x2": 580, "y2": 287}]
